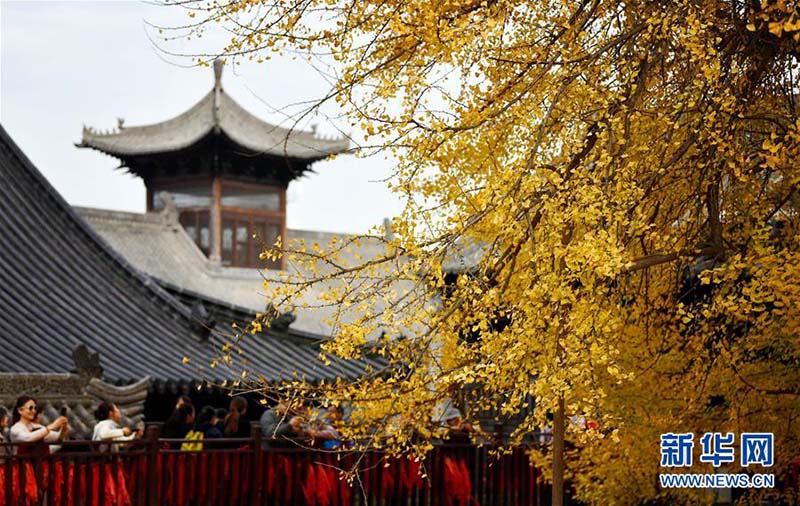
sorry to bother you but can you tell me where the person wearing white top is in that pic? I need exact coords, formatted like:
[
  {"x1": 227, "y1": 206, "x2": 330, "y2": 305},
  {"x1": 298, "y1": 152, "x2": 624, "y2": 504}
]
[
  {"x1": 9, "y1": 396, "x2": 68, "y2": 455},
  {"x1": 92, "y1": 402, "x2": 141, "y2": 452}
]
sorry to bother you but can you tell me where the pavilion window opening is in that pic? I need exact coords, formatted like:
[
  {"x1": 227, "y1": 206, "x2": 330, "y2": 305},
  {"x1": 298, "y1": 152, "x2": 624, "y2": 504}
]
[
  {"x1": 148, "y1": 177, "x2": 285, "y2": 269},
  {"x1": 150, "y1": 185, "x2": 213, "y2": 210},
  {"x1": 220, "y1": 211, "x2": 282, "y2": 269},
  {"x1": 220, "y1": 182, "x2": 281, "y2": 211}
]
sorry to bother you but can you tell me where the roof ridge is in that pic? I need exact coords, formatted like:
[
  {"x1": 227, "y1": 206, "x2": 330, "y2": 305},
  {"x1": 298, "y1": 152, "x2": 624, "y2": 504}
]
[
  {"x1": 74, "y1": 206, "x2": 164, "y2": 224},
  {"x1": 287, "y1": 228, "x2": 386, "y2": 241}
]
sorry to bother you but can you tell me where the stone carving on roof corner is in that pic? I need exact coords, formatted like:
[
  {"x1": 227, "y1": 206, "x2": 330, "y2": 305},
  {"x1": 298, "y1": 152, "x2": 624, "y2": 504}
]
[
  {"x1": 157, "y1": 191, "x2": 180, "y2": 227},
  {"x1": 270, "y1": 311, "x2": 297, "y2": 332},
  {"x1": 71, "y1": 343, "x2": 103, "y2": 379}
]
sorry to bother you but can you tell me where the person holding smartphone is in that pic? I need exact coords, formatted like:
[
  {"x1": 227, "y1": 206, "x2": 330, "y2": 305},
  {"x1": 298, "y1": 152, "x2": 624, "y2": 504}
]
[
  {"x1": 9, "y1": 396, "x2": 67, "y2": 452},
  {"x1": 92, "y1": 402, "x2": 141, "y2": 453}
]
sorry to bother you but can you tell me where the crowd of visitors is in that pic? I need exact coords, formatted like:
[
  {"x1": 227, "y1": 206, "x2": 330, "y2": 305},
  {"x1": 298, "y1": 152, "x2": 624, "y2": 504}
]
[
  {"x1": 0, "y1": 393, "x2": 483, "y2": 456},
  {"x1": 259, "y1": 401, "x2": 344, "y2": 449},
  {"x1": 0, "y1": 394, "x2": 348, "y2": 456},
  {"x1": 0, "y1": 394, "x2": 486, "y2": 505}
]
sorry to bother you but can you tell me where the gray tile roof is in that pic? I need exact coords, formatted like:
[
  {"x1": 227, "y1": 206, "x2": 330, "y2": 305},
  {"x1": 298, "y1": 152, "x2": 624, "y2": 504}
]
[
  {"x1": 74, "y1": 207, "x2": 261, "y2": 310},
  {"x1": 77, "y1": 65, "x2": 349, "y2": 160},
  {"x1": 75, "y1": 207, "x2": 398, "y2": 338},
  {"x1": 0, "y1": 126, "x2": 380, "y2": 385}
]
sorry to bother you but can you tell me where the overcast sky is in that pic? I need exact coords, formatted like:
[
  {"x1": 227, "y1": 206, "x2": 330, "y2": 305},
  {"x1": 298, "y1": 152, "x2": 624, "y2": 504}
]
[{"x1": 0, "y1": 1, "x2": 402, "y2": 234}]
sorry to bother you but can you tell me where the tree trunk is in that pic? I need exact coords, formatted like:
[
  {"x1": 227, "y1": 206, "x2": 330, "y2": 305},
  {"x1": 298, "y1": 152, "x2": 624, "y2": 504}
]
[{"x1": 552, "y1": 395, "x2": 566, "y2": 506}]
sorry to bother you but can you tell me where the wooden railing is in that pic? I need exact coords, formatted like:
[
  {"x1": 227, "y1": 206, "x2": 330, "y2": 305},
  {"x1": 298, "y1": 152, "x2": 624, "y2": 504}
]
[{"x1": 0, "y1": 426, "x2": 551, "y2": 506}]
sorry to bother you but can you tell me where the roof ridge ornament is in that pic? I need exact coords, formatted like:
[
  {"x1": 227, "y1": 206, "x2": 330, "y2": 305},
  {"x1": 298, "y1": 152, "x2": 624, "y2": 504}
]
[
  {"x1": 71, "y1": 343, "x2": 103, "y2": 379},
  {"x1": 383, "y1": 218, "x2": 394, "y2": 241},
  {"x1": 213, "y1": 58, "x2": 224, "y2": 88},
  {"x1": 158, "y1": 191, "x2": 180, "y2": 227},
  {"x1": 212, "y1": 58, "x2": 224, "y2": 131}
]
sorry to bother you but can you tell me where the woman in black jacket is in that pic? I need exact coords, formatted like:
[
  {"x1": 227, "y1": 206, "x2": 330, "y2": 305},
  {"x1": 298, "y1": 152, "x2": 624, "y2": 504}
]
[{"x1": 161, "y1": 403, "x2": 194, "y2": 448}]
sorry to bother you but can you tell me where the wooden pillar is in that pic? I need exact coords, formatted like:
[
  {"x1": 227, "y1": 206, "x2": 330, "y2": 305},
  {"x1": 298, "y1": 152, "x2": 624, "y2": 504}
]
[
  {"x1": 279, "y1": 187, "x2": 287, "y2": 270},
  {"x1": 552, "y1": 395, "x2": 566, "y2": 506},
  {"x1": 146, "y1": 425, "x2": 160, "y2": 505},
  {"x1": 249, "y1": 423, "x2": 262, "y2": 504},
  {"x1": 210, "y1": 178, "x2": 222, "y2": 262},
  {"x1": 553, "y1": 231, "x2": 571, "y2": 506}
]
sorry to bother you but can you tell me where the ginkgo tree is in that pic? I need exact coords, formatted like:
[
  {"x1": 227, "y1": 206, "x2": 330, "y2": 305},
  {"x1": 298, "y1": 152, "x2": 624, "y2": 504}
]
[{"x1": 166, "y1": 0, "x2": 800, "y2": 504}]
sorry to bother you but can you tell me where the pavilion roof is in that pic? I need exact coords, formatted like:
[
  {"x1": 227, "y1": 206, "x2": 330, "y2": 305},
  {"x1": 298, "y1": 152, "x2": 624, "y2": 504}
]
[{"x1": 77, "y1": 60, "x2": 349, "y2": 161}]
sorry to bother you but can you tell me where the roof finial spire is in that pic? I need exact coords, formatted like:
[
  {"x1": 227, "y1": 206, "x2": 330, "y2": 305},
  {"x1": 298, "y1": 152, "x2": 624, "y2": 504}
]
[
  {"x1": 213, "y1": 58, "x2": 224, "y2": 89},
  {"x1": 212, "y1": 59, "x2": 224, "y2": 129}
]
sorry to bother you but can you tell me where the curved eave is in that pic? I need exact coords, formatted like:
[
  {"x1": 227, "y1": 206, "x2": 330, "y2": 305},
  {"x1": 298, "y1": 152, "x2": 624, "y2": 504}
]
[
  {"x1": 77, "y1": 89, "x2": 350, "y2": 161},
  {"x1": 216, "y1": 91, "x2": 350, "y2": 159}
]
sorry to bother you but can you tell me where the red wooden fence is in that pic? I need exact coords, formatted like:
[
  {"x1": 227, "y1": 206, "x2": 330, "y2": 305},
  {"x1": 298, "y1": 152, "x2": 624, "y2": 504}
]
[{"x1": 0, "y1": 427, "x2": 550, "y2": 506}]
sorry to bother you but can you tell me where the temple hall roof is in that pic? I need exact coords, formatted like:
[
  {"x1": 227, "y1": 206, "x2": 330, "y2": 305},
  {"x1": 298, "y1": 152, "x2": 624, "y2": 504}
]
[
  {"x1": 0, "y1": 126, "x2": 380, "y2": 385},
  {"x1": 77, "y1": 60, "x2": 349, "y2": 162},
  {"x1": 76, "y1": 206, "x2": 398, "y2": 339}
]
